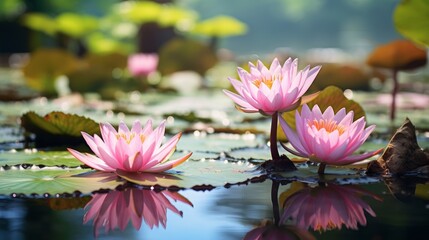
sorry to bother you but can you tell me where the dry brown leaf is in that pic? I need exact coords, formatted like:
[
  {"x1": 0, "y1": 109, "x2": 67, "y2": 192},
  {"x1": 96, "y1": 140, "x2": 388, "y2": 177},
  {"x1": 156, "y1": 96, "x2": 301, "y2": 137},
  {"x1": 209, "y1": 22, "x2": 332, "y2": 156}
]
[{"x1": 367, "y1": 118, "x2": 429, "y2": 175}]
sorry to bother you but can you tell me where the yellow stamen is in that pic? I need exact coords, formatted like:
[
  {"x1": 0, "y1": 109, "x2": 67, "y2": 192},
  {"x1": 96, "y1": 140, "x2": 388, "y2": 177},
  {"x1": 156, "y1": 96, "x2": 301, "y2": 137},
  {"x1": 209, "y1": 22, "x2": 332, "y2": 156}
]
[
  {"x1": 253, "y1": 77, "x2": 274, "y2": 89},
  {"x1": 314, "y1": 221, "x2": 339, "y2": 232},
  {"x1": 116, "y1": 133, "x2": 145, "y2": 144},
  {"x1": 309, "y1": 119, "x2": 345, "y2": 135}
]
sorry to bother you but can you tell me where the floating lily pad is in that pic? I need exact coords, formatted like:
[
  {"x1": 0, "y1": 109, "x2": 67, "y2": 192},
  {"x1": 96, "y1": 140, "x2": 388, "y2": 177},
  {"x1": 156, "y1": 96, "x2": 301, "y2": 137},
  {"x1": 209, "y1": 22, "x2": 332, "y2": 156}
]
[
  {"x1": 22, "y1": 13, "x2": 57, "y2": 35},
  {"x1": 176, "y1": 132, "x2": 265, "y2": 153},
  {"x1": 21, "y1": 111, "x2": 100, "y2": 147},
  {"x1": 0, "y1": 150, "x2": 82, "y2": 168},
  {"x1": 228, "y1": 146, "x2": 273, "y2": 161},
  {"x1": 0, "y1": 169, "x2": 123, "y2": 196},
  {"x1": 179, "y1": 151, "x2": 219, "y2": 161},
  {"x1": 117, "y1": 159, "x2": 261, "y2": 189},
  {"x1": 115, "y1": 1, "x2": 162, "y2": 23},
  {"x1": 56, "y1": 13, "x2": 99, "y2": 38},
  {"x1": 191, "y1": 15, "x2": 247, "y2": 37},
  {"x1": 270, "y1": 164, "x2": 380, "y2": 185}
]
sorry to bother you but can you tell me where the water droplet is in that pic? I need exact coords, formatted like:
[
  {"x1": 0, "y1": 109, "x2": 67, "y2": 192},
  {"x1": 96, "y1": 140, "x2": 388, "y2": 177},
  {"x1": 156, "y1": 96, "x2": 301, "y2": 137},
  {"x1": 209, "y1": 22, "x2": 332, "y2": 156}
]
[{"x1": 344, "y1": 89, "x2": 354, "y2": 99}]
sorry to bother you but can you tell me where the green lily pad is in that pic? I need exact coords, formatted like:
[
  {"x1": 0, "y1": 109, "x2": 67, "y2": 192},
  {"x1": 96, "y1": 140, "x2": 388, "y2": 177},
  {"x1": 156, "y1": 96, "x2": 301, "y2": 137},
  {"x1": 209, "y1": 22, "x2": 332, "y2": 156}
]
[
  {"x1": 228, "y1": 146, "x2": 272, "y2": 161},
  {"x1": 0, "y1": 169, "x2": 123, "y2": 196},
  {"x1": 394, "y1": 0, "x2": 429, "y2": 46},
  {"x1": 191, "y1": 15, "x2": 247, "y2": 37},
  {"x1": 180, "y1": 151, "x2": 219, "y2": 161},
  {"x1": 270, "y1": 164, "x2": 380, "y2": 185},
  {"x1": 115, "y1": 1, "x2": 162, "y2": 23},
  {"x1": 56, "y1": 13, "x2": 99, "y2": 38},
  {"x1": 279, "y1": 86, "x2": 366, "y2": 140},
  {"x1": 21, "y1": 111, "x2": 100, "y2": 147},
  {"x1": 22, "y1": 13, "x2": 57, "y2": 35},
  {"x1": 176, "y1": 132, "x2": 265, "y2": 153},
  {"x1": 0, "y1": 150, "x2": 82, "y2": 168},
  {"x1": 117, "y1": 159, "x2": 261, "y2": 189}
]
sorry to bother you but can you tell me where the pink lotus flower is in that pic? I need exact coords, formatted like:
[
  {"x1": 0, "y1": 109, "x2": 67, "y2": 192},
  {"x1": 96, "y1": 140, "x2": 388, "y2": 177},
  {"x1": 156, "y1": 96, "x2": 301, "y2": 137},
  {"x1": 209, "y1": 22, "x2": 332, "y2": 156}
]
[
  {"x1": 84, "y1": 188, "x2": 193, "y2": 237},
  {"x1": 279, "y1": 104, "x2": 382, "y2": 173},
  {"x1": 280, "y1": 184, "x2": 381, "y2": 231},
  {"x1": 223, "y1": 58, "x2": 321, "y2": 116},
  {"x1": 68, "y1": 119, "x2": 192, "y2": 172},
  {"x1": 127, "y1": 53, "x2": 158, "y2": 77}
]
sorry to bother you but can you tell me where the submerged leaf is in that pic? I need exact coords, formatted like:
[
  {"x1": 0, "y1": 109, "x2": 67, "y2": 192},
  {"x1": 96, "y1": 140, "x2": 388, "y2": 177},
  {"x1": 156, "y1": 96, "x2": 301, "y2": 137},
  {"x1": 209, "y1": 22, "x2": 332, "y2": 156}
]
[
  {"x1": 21, "y1": 111, "x2": 100, "y2": 147},
  {"x1": 35, "y1": 196, "x2": 92, "y2": 210}
]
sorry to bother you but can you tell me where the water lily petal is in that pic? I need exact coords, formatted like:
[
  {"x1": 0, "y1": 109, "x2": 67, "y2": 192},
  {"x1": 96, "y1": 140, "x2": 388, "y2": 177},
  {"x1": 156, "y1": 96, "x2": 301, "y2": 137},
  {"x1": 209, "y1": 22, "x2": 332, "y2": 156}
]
[
  {"x1": 145, "y1": 152, "x2": 192, "y2": 172},
  {"x1": 280, "y1": 103, "x2": 379, "y2": 167},
  {"x1": 224, "y1": 57, "x2": 321, "y2": 114},
  {"x1": 67, "y1": 148, "x2": 114, "y2": 171}
]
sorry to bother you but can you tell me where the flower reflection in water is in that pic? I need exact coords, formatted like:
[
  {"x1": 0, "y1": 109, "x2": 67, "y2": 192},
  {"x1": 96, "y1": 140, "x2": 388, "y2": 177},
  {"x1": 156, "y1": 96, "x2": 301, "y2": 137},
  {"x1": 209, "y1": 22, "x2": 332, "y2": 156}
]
[
  {"x1": 280, "y1": 183, "x2": 382, "y2": 232},
  {"x1": 243, "y1": 181, "x2": 316, "y2": 240},
  {"x1": 243, "y1": 219, "x2": 316, "y2": 240},
  {"x1": 83, "y1": 187, "x2": 193, "y2": 237}
]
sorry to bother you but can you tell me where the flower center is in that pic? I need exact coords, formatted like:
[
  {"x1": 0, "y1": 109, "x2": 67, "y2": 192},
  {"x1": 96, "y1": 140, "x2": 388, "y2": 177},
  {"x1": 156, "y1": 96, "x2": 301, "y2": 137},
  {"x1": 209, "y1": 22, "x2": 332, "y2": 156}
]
[
  {"x1": 253, "y1": 77, "x2": 274, "y2": 89},
  {"x1": 314, "y1": 221, "x2": 339, "y2": 232},
  {"x1": 309, "y1": 119, "x2": 345, "y2": 135},
  {"x1": 116, "y1": 133, "x2": 145, "y2": 144}
]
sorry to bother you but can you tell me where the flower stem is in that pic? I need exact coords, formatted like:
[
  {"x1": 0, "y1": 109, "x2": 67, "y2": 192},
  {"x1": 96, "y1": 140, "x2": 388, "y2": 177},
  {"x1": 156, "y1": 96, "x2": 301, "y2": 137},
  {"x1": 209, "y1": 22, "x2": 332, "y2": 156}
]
[
  {"x1": 391, "y1": 69, "x2": 398, "y2": 122},
  {"x1": 318, "y1": 163, "x2": 326, "y2": 174},
  {"x1": 270, "y1": 112, "x2": 280, "y2": 161},
  {"x1": 271, "y1": 180, "x2": 280, "y2": 226}
]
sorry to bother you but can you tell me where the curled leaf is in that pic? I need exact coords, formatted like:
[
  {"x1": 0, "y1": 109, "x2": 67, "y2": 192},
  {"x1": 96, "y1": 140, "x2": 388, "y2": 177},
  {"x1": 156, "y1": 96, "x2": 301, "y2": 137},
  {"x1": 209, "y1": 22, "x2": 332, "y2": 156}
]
[
  {"x1": 21, "y1": 111, "x2": 100, "y2": 147},
  {"x1": 367, "y1": 118, "x2": 429, "y2": 175}
]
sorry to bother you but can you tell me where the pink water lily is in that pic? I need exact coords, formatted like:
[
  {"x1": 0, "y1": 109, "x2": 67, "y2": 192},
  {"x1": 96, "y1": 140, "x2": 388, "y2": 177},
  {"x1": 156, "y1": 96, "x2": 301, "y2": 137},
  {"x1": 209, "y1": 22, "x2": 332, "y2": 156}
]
[
  {"x1": 84, "y1": 188, "x2": 193, "y2": 237},
  {"x1": 223, "y1": 58, "x2": 321, "y2": 116},
  {"x1": 281, "y1": 184, "x2": 381, "y2": 232},
  {"x1": 223, "y1": 58, "x2": 320, "y2": 165},
  {"x1": 127, "y1": 53, "x2": 158, "y2": 77},
  {"x1": 68, "y1": 119, "x2": 192, "y2": 172},
  {"x1": 279, "y1": 104, "x2": 382, "y2": 174}
]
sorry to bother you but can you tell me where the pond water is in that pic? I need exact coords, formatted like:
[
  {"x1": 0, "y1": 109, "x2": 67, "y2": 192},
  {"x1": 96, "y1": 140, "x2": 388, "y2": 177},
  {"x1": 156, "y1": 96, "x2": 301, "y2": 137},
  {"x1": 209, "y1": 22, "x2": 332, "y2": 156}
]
[
  {"x1": 1, "y1": 179, "x2": 429, "y2": 240},
  {"x1": 1, "y1": 71, "x2": 429, "y2": 239}
]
